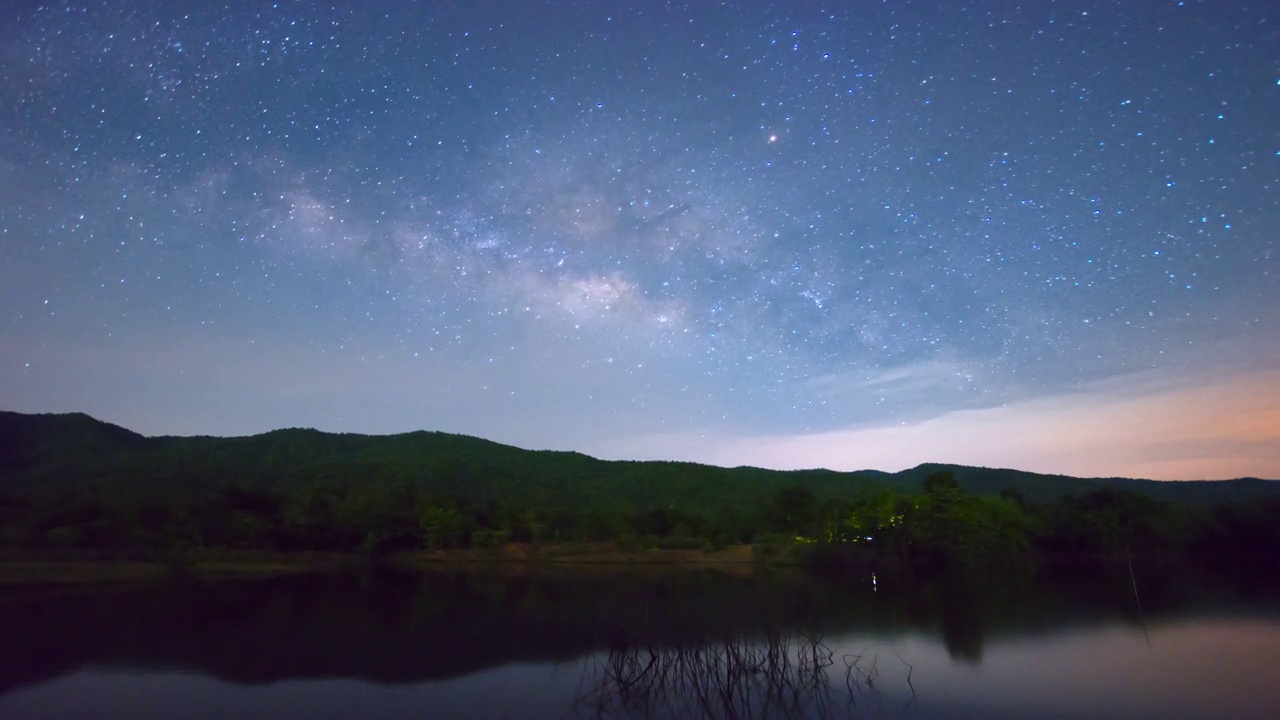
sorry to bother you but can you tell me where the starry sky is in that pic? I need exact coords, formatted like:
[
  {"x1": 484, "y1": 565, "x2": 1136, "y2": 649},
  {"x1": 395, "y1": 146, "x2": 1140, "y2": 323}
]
[{"x1": 2, "y1": 1, "x2": 1277, "y2": 480}]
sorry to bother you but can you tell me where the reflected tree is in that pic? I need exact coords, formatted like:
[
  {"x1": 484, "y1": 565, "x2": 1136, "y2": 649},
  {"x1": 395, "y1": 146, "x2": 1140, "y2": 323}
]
[{"x1": 574, "y1": 631, "x2": 915, "y2": 719}]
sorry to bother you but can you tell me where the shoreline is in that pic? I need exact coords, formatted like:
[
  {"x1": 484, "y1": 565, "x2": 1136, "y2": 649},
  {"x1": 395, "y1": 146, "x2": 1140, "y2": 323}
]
[{"x1": 0, "y1": 543, "x2": 809, "y2": 587}]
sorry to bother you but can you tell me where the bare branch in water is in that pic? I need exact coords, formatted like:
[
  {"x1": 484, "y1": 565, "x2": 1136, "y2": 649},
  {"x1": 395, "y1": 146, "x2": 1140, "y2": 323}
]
[{"x1": 575, "y1": 631, "x2": 915, "y2": 719}]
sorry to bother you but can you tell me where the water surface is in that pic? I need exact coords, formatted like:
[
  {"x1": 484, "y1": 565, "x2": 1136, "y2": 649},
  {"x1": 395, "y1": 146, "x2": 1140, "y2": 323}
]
[{"x1": 1, "y1": 563, "x2": 1277, "y2": 718}]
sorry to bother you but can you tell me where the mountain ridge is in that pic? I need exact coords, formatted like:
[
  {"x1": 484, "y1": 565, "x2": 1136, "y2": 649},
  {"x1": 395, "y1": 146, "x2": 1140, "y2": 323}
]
[{"x1": 2, "y1": 410, "x2": 1275, "y2": 510}]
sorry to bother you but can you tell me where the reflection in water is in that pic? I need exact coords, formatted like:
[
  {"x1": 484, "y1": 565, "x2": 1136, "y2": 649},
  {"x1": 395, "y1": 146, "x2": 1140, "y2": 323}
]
[
  {"x1": 580, "y1": 632, "x2": 828, "y2": 719},
  {"x1": 0, "y1": 563, "x2": 1278, "y2": 718},
  {"x1": 0, "y1": 567, "x2": 912, "y2": 695},
  {"x1": 939, "y1": 595, "x2": 985, "y2": 664},
  {"x1": 575, "y1": 628, "x2": 920, "y2": 719}
]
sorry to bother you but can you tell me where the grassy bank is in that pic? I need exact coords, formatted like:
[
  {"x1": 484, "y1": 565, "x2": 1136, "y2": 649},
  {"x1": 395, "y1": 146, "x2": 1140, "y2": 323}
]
[{"x1": 0, "y1": 542, "x2": 816, "y2": 587}]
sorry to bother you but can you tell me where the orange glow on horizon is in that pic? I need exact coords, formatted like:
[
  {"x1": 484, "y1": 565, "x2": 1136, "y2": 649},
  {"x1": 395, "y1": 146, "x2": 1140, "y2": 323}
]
[{"x1": 596, "y1": 367, "x2": 1280, "y2": 481}]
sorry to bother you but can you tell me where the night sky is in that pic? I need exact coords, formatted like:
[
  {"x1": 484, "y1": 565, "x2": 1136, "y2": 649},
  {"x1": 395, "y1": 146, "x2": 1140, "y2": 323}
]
[{"x1": 2, "y1": 1, "x2": 1277, "y2": 480}]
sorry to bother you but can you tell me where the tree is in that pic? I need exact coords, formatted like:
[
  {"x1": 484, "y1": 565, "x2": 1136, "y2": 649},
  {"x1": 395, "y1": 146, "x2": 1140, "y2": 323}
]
[
  {"x1": 908, "y1": 493, "x2": 1031, "y2": 571},
  {"x1": 923, "y1": 471, "x2": 960, "y2": 495},
  {"x1": 767, "y1": 484, "x2": 818, "y2": 535},
  {"x1": 419, "y1": 504, "x2": 467, "y2": 550}
]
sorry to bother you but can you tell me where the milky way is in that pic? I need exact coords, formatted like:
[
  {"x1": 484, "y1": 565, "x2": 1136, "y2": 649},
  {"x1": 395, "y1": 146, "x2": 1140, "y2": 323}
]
[{"x1": 2, "y1": 1, "x2": 1277, "y2": 479}]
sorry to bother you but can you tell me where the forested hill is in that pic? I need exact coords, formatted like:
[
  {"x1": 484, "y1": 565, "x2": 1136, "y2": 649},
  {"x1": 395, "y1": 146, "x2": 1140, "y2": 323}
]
[
  {"x1": 3, "y1": 411, "x2": 1279, "y2": 561},
  {"x1": 2, "y1": 410, "x2": 1275, "y2": 511}
]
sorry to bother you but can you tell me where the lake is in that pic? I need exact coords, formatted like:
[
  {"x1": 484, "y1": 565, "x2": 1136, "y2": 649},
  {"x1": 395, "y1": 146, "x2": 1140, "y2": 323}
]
[{"x1": 1, "y1": 561, "x2": 1278, "y2": 718}]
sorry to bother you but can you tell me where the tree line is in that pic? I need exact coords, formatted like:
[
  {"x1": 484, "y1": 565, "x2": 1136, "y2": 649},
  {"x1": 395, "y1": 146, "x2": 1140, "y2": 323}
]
[{"x1": 3, "y1": 469, "x2": 1277, "y2": 571}]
